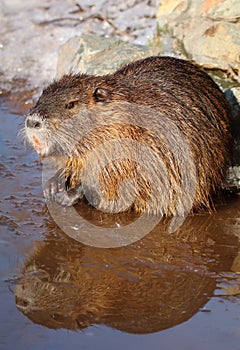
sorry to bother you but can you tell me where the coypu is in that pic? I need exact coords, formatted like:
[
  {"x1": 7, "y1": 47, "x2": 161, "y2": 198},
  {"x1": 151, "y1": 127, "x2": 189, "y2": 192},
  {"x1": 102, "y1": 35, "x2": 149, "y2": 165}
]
[{"x1": 24, "y1": 56, "x2": 232, "y2": 219}]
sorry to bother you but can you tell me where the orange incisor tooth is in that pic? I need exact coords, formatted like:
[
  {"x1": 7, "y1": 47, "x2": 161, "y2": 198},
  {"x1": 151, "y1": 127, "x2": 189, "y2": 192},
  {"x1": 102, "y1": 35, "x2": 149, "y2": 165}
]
[{"x1": 33, "y1": 135, "x2": 40, "y2": 144}]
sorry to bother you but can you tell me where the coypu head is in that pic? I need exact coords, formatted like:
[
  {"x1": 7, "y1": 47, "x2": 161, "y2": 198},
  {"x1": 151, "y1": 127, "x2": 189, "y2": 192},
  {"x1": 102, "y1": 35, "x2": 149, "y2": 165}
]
[{"x1": 24, "y1": 73, "x2": 121, "y2": 158}]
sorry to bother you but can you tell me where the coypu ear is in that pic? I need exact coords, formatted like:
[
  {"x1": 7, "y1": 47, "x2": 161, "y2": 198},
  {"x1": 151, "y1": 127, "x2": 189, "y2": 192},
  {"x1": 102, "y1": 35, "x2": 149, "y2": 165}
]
[{"x1": 93, "y1": 87, "x2": 111, "y2": 103}]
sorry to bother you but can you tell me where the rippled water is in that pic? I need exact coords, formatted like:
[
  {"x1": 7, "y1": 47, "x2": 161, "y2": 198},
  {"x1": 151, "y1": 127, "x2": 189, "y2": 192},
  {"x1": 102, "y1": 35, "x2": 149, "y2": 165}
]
[{"x1": 0, "y1": 98, "x2": 240, "y2": 350}]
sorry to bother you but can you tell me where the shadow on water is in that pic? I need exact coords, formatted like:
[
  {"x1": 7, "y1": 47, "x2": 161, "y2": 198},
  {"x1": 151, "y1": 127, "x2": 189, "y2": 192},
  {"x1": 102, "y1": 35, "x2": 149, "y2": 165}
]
[{"x1": 15, "y1": 200, "x2": 239, "y2": 334}]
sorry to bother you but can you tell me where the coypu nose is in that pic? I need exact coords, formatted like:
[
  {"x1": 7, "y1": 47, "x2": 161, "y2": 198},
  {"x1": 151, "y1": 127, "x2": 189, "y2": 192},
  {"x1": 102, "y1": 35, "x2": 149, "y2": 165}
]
[{"x1": 26, "y1": 116, "x2": 42, "y2": 129}]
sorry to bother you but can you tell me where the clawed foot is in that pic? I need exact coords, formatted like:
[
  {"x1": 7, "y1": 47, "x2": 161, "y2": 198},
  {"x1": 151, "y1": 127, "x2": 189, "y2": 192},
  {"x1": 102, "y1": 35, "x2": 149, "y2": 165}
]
[{"x1": 43, "y1": 172, "x2": 83, "y2": 206}]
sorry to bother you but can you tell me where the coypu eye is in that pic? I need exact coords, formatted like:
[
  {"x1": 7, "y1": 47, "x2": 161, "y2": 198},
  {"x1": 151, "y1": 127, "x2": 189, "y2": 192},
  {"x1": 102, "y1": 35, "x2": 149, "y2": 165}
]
[{"x1": 65, "y1": 100, "x2": 79, "y2": 109}]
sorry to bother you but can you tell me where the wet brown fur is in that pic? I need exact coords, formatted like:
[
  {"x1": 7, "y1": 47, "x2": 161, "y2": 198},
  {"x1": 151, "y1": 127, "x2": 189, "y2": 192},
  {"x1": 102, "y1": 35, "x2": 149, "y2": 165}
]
[{"x1": 26, "y1": 56, "x2": 233, "y2": 216}]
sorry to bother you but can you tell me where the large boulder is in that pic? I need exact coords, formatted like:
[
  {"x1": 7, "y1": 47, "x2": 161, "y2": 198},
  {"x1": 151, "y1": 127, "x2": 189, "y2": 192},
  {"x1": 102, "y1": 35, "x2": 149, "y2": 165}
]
[
  {"x1": 56, "y1": 34, "x2": 160, "y2": 77},
  {"x1": 156, "y1": 0, "x2": 240, "y2": 71}
]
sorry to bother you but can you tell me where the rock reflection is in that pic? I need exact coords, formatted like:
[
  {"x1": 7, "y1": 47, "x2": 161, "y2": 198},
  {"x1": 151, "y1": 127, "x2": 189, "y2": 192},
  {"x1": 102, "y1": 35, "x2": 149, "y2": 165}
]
[{"x1": 15, "y1": 204, "x2": 238, "y2": 334}]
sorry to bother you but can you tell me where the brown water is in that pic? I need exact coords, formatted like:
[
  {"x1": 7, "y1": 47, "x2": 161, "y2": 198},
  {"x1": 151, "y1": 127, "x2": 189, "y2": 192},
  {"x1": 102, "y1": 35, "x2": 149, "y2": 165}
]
[{"x1": 0, "y1": 97, "x2": 240, "y2": 350}]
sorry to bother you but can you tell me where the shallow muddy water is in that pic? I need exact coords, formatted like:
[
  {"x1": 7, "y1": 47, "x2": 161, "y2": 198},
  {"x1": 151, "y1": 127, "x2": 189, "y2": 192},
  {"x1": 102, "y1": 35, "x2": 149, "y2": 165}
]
[{"x1": 0, "y1": 99, "x2": 240, "y2": 350}]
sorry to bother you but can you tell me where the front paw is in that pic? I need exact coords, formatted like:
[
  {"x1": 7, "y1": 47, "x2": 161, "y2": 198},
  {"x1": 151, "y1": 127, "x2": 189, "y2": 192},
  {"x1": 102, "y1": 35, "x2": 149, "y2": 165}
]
[
  {"x1": 55, "y1": 188, "x2": 83, "y2": 207},
  {"x1": 43, "y1": 172, "x2": 66, "y2": 202},
  {"x1": 43, "y1": 170, "x2": 84, "y2": 206}
]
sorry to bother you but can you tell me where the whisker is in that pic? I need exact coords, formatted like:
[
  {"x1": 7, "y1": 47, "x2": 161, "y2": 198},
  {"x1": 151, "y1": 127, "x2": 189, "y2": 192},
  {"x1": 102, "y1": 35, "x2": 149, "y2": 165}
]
[{"x1": 17, "y1": 127, "x2": 26, "y2": 142}]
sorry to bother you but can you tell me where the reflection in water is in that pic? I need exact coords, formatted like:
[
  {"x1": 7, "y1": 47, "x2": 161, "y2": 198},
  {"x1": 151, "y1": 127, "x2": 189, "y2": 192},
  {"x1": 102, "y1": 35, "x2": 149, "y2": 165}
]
[{"x1": 15, "y1": 203, "x2": 239, "y2": 334}]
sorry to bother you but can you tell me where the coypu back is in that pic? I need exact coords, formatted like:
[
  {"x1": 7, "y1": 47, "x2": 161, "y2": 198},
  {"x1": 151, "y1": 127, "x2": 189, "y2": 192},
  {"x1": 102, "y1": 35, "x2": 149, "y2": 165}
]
[{"x1": 25, "y1": 56, "x2": 233, "y2": 220}]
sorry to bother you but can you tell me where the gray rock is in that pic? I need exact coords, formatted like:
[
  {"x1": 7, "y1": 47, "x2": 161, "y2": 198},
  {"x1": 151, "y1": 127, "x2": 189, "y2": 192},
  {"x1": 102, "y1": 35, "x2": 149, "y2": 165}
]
[
  {"x1": 57, "y1": 34, "x2": 160, "y2": 77},
  {"x1": 156, "y1": 0, "x2": 240, "y2": 72}
]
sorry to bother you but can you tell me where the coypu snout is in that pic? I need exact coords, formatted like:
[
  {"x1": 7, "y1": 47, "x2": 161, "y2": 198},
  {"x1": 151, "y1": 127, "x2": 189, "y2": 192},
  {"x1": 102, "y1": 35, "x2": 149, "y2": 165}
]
[
  {"x1": 25, "y1": 114, "x2": 43, "y2": 130},
  {"x1": 25, "y1": 113, "x2": 51, "y2": 157}
]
